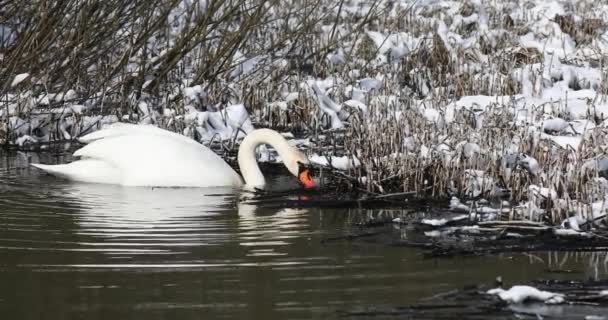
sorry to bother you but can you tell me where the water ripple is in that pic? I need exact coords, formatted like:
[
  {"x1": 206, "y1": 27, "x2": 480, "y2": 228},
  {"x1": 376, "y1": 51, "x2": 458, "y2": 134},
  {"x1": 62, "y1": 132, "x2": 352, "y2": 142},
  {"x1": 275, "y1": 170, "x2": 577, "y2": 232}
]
[
  {"x1": 0, "y1": 151, "x2": 320, "y2": 268},
  {"x1": 3, "y1": 151, "x2": 603, "y2": 320}
]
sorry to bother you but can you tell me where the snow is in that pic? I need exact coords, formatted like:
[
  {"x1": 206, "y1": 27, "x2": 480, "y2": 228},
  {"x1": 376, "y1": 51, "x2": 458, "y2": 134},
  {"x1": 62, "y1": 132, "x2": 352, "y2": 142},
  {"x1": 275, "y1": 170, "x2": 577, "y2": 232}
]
[
  {"x1": 553, "y1": 228, "x2": 591, "y2": 237},
  {"x1": 542, "y1": 118, "x2": 568, "y2": 133},
  {"x1": 311, "y1": 83, "x2": 343, "y2": 129},
  {"x1": 10, "y1": 73, "x2": 29, "y2": 87},
  {"x1": 15, "y1": 135, "x2": 36, "y2": 146},
  {"x1": 421, "y1": 218, "x2": 448, "y2": 226},
  {"x1": 268, "y1": 101, "x2": 288, "y2": 111},
  {"x1": 5, "y1": 0, "x2": 608, "y2": 226},
  {"x1": 310, "y1": 154, "x2": 360, "y2": 170},
  {"x1": 529, "y1": 185, "x2": 557, "y2": 202},
  {"x1": 421, "y1": 214, "x2": 468, "y2": 227},
  {"x1": 461, "y1": 142, "x2": 480, "y2": 159},
  {"x1": 344, "y1": 100, "x2": 368, "y2": 113},
  {"x1": 424, "y1": 230, "x2": 441, "y2": 237},
  {"x1": 487, "y1": 285, "x2": 565, "y2": 304},
  {"x1": 449, "y1": 197, "x2": 470, "y2": 212},
  {"x1": 462, "y1": 170, "x2": 497, "y2": 198},
  {"x1": 183, "y1": 85, "x2": 202, "y2": 102},
  {"x1": 358, "y1": 78, "x2": 383, "y2": 91},
  {"x1": 49, "y1": 104, "x2": 87, "y2": 115},
  {"x1": 518, "y1": 154, "x2": 541, "y2": 175}
]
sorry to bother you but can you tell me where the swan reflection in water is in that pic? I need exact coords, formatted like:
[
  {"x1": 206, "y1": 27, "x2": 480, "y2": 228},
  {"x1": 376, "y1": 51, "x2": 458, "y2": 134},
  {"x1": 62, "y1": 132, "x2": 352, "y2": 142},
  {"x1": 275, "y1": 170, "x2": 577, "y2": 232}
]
[
  {"x1": 51, "y1": 181, "x2": 311, "y2": 261},
  {"x1": 237, "y1": 200, "x2": 310, "y2": 257}
]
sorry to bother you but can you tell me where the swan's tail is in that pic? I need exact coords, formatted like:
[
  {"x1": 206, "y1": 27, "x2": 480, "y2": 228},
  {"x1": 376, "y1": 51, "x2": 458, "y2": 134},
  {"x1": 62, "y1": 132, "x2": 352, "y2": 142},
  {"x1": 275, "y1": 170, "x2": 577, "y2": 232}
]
[
  {"x1": 31, "y1": 163, "x2": 70, "y2": 177},
  {"x1": 30, "y1": 161, "x2": 121, "y2": 184}
]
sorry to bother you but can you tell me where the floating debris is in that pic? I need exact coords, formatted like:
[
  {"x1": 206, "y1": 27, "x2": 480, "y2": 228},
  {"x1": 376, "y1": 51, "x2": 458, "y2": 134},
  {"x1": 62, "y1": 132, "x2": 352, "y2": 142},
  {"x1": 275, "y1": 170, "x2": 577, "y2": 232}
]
[{"x1": 342, "y1": 279, "x2": 608, "y2": 319}]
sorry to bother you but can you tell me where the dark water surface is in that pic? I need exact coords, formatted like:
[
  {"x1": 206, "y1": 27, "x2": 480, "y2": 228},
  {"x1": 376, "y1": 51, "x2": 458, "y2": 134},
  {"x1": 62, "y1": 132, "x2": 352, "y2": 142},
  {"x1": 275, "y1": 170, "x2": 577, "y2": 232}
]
[{"x1": 1, "y1": 150, "x2": 606, "y2": 319}]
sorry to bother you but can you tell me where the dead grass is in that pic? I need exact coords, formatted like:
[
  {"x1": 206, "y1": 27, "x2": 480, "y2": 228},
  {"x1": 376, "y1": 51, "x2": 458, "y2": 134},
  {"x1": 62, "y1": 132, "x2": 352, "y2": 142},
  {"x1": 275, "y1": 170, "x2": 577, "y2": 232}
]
[
  {"x1": 555, "y1": 14, "x2": 608, "y2": 46},
  {"x1": 3, "y1": 0, "x2": 608, "y2": 225}
]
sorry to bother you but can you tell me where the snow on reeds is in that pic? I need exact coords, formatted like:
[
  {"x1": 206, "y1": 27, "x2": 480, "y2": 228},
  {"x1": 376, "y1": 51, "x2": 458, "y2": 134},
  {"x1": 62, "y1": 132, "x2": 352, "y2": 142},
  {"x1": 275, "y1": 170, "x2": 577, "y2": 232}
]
[{"x1": 3, "y1": 0, "x2": 608, "y2": 225}]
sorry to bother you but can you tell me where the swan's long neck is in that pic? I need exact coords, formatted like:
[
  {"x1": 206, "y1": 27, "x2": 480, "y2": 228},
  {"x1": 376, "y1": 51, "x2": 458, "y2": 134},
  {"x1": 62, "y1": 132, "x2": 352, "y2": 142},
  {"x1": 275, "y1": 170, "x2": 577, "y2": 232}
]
[{"x1": 237, "y1": 129, "x2": 294, "y2": 189}]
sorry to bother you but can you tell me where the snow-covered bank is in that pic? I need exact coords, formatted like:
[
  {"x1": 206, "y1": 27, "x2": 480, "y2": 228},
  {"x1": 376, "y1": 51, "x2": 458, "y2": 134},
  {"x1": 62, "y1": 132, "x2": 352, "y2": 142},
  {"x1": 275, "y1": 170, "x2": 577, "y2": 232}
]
[{"x1": 3, "y1": 0, "x2": 608, "y2": 226}]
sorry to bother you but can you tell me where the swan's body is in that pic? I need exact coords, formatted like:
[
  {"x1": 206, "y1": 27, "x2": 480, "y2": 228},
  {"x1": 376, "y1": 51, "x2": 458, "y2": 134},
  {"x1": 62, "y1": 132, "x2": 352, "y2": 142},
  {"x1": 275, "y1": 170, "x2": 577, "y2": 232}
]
[{"x1": 31, "y1": 123, "x2": 312, "y2": 189}]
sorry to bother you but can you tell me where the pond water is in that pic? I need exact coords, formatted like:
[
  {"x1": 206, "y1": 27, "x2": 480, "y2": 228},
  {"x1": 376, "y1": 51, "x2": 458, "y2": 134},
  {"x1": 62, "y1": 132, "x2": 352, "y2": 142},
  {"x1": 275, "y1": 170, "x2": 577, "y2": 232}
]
[{"x1": 0, "y1": 150, "x2": 606, "y2": 319}]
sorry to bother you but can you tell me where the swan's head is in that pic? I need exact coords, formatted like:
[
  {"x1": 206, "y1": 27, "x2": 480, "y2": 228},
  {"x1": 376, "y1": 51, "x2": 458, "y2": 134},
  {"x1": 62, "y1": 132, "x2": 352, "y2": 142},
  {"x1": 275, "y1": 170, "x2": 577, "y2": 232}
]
[{"x1": 286, "y1": 149, "x2": 316, "y2": 188}]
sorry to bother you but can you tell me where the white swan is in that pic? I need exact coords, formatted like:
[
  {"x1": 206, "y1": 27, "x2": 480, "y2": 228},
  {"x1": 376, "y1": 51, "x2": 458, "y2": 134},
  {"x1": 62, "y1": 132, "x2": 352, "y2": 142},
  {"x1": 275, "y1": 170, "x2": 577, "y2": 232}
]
[{"x1": 31, "y1": 123, "x2": 316, "y2": 189}]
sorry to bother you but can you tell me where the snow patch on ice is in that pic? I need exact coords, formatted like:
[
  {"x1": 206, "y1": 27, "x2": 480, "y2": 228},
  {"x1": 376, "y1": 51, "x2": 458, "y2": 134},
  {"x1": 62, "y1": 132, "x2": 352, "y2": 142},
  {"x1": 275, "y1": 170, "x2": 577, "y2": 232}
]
[{"x1": 487, "y1": 285, "x2": 565, "y2": 304}]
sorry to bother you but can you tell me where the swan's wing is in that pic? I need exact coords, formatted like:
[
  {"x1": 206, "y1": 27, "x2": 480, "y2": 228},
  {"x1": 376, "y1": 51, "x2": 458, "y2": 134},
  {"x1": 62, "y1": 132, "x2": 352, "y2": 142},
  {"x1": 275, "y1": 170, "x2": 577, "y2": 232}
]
[
  {"x1": 73, "y1": 133, "x2": 242, "y2": 187},
  {"x1": 34, "y1": 123, "x2": 243, "y2": 187},
  {"x1": 79, "y1": 122, "x2": 198, "y2": 146},
  {"x1": 31, "y1": 160, "x2": 122, "y2": 184}
]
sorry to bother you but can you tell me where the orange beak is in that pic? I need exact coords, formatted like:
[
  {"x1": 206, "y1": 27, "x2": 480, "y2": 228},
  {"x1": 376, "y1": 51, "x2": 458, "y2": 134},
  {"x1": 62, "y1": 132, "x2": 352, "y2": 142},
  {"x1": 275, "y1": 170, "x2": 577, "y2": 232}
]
[{"x1": 298, "y1": 168, "x2": 316, "y2": 188}]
